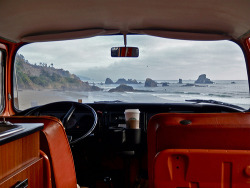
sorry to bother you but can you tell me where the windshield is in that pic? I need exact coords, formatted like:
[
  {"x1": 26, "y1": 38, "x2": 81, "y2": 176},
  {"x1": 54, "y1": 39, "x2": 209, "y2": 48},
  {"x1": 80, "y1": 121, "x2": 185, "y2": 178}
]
[{"x1": 14, "y1": 35, "x2": 249, "y2": 110}]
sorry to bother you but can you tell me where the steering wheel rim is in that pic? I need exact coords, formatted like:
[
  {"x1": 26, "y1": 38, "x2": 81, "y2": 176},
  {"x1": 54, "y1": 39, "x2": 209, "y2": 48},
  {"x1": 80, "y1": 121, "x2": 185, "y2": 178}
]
[{"x1": 23, "y1": 101, "x2": 98, "y2": 144}]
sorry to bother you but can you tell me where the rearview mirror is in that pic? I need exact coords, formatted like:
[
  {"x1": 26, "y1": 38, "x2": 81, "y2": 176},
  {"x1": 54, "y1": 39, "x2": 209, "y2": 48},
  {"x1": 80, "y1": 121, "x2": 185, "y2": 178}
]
[{"x1": 111, "y1": 47, "x2": 139, "y2": 57}]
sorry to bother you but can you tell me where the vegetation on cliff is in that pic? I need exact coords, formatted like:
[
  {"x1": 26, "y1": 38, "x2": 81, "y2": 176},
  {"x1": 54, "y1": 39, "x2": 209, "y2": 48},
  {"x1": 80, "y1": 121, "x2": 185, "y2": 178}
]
[{"x1": 15, "y1": 54, "x2": 100, "y2": 91}]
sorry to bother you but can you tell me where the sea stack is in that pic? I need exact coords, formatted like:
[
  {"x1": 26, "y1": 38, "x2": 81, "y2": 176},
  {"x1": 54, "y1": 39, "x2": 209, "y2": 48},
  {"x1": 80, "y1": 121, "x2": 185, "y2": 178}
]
[
  {"x1": 115, "y1": 78, "x2": 127, "y2": 84},
  {"x1": 105, "y1": 78, "x2": 114, "y2": 84},
  {"x1": 195, "y1": 74, "x2": 213, "y2": 84},
  {"x1": 109, "y1": 84, "x2": 134, "y2": 92},
  {"x1": 145, "y1": 78, "x2": 157, "y2": 87}
]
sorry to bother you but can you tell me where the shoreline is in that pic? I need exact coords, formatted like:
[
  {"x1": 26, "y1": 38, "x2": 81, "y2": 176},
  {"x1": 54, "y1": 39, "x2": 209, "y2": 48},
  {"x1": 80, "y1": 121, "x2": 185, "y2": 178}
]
[{"x1": 17, "y1": 89, "x2": 82, "y2": 110}]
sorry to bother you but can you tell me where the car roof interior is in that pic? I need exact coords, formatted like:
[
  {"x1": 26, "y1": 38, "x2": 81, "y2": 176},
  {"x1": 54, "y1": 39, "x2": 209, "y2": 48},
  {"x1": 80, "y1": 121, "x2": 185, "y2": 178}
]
[{"x1": 0, "y1": 0, "x2": 250, "y2": 43}]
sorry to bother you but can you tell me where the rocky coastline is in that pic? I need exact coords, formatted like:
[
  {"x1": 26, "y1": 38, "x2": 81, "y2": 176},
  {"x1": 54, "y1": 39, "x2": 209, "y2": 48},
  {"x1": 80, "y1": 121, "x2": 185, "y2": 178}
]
[
  {"x1": 105, "y1": 78, "x2": 140, "y2": 85},
  {"x1": 105, "y1": 75, "x2": 214, "y2": 91}
]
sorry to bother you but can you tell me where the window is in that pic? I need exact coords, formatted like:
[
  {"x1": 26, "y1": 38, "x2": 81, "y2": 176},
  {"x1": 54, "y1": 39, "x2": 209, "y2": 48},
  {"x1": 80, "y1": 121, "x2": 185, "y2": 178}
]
[{"x1": 14, "y1": 35, "x2": 249, "y2": 110}]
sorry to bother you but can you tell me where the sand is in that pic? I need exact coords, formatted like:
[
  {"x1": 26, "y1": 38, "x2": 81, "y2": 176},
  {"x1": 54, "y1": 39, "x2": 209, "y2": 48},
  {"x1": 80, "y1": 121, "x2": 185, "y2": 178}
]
[{"x1": 16, "y1": 89, "x2": 85, "y2": 110}]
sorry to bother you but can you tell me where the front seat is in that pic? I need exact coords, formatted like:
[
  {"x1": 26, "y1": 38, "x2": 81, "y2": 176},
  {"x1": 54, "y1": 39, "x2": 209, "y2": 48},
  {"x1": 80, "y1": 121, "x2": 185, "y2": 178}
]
[
  {"x1": 5, "y1": 116, "x2": 78, "y2": 188},
  {"x1": 147, "y1": 113, "x2": 250, "y2": 188}
]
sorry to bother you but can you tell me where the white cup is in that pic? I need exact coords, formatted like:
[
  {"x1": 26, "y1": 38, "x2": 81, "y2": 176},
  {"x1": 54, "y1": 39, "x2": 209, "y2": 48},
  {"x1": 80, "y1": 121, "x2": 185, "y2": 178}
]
[{"x1": 124, "y1": 109, "x2": 140, "y2": 129}]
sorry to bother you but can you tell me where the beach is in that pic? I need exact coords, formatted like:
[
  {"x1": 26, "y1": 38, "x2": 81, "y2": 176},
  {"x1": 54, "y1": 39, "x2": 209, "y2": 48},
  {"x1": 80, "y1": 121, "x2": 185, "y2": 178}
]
[
  {"x1": 16, "y1": 80, "x2": 250, "y2": 110},
  {"x1": 17, "y1": 89, "x2": 80, "y2": 110}
]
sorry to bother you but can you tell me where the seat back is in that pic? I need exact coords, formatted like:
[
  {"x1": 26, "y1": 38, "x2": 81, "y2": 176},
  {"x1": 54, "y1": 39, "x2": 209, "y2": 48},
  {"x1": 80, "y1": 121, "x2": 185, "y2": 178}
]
[
  {"x1": 5, "y1": 116, "x2": 77, "y2": 188},
  {"x1": 154, "y1": 149, "x2": 250, "y2": 188},
  {"x1": 147, "y1": 113, "x2": 250, "y2": 188}
]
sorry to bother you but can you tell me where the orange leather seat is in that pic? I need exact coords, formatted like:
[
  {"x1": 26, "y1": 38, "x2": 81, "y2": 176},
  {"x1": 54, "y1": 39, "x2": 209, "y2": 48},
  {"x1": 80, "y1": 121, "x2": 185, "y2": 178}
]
[
  {"x1": 5, "y1": 116, "x2": 77, "y2": 188},
  {"x1": 147, "y1": 113, "x2": 250, "y2": 188},
  {"x1": 154, "y1": 149, "x2": 250, "y2": 188}
]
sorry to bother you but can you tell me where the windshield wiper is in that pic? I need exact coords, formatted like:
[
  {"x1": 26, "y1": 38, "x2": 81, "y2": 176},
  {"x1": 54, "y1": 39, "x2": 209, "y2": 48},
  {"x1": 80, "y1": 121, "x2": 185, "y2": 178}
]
[
  {"x1": 94, "y1": 100, "x2": 123, "y2": 103},
  {"x1": 185, "y1": 99, "x2": 245, "y2": 111}
]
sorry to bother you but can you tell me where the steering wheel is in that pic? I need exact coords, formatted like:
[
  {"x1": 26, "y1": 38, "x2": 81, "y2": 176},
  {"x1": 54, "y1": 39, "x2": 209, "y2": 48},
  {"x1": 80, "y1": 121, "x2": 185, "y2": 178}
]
[{"x1": 23, "y1": 101, "x2": 97, "y2": 144}]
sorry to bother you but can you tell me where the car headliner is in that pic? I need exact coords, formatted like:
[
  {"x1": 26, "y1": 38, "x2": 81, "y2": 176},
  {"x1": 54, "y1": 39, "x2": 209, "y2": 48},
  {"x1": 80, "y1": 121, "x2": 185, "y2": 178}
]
[{"x1": 0, "y1": 0, "x2": 249, "y2": 43}]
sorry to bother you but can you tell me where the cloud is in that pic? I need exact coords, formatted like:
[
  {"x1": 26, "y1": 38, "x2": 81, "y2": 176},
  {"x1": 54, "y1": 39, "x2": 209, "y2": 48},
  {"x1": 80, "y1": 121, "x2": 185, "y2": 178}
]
[{"x1": 18, "y1": 35, "x2": 247, "y2": 81}]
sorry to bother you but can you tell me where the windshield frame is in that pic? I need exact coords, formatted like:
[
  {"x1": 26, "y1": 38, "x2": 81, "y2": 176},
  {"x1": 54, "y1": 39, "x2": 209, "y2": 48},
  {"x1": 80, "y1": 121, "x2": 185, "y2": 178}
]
[
  {"x1": 0, "y1": 49, "x2": 5, "y2": 113},
  {"x1": 11, "y1": 35, "x2": 250, "y2": 112}
]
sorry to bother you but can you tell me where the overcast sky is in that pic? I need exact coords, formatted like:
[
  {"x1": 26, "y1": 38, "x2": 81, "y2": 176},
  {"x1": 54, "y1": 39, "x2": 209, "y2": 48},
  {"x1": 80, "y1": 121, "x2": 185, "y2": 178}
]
[{"x1": 18, "y1": 35, "x2": 247, "y2": 81}]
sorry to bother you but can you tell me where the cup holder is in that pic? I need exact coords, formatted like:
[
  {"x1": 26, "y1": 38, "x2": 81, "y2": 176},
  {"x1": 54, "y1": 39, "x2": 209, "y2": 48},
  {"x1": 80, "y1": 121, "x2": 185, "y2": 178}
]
[
  {"x1": 106, "y1": 127, "x2": 141, "y2": 149},
  {"x1": 106, "y1": 127, "x2": 126, "y2": 146},
  {"x1": 125, "y1": 129, "x2": 141, "y2": 145}
]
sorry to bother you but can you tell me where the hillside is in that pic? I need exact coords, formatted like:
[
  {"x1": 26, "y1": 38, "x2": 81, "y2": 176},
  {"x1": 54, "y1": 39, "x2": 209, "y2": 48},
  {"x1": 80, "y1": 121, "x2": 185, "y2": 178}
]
[{"x1": 15, "y1": 54, "x2": 100, "y2": 91}]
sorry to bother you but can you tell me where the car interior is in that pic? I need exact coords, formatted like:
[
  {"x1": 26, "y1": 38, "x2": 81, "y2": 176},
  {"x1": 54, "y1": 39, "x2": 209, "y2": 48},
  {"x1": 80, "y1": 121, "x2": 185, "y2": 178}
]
[{"x1": 0, "y1": 0, "x2": 250, "y2": 188}]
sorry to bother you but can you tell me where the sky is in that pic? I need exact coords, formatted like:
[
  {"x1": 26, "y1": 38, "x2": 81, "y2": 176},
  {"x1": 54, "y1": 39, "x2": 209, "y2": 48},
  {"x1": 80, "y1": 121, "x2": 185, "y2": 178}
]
[{"x1": 18, "y1": 35, "x2": 248, "y2": 81}]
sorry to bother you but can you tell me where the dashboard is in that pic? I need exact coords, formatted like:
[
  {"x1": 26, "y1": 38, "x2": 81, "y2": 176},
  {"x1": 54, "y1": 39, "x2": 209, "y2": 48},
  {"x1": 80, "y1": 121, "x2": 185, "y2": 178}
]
[
  {"x1": 16, "y1": 101, "x2": 242, "y2": 146},
  {"x1": 88, "y1": 102, "x2": 242, "y2": 130}
]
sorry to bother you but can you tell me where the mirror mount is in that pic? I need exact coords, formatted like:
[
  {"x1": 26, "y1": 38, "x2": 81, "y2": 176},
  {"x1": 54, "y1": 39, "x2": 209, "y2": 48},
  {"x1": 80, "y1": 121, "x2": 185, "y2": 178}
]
[{"x1": 124, "y1": 34, "x2": 127, "y2": 47}]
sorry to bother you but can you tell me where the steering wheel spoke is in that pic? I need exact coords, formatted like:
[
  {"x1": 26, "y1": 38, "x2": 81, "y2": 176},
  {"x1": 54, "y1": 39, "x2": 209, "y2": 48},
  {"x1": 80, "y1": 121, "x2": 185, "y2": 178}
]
[
  {"x1": 22, "y1": 101, "x2": 97, "y2": 144},
  {"x1": 61, "y1": 105, "x2": 76, "y2": 127}
]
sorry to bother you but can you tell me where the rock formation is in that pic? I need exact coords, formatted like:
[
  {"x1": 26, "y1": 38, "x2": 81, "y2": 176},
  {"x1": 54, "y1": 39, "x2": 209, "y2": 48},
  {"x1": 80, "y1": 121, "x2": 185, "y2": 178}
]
[
  {"x1": 145, "y1": 78, "x2": 157, "y2": 87},
  {"x1": 127, "y1": 79, "x2": 138, "y2": 84},
  {"x1": 115, "y1": 78, "x2": 139, "y2": 84},
  {"x1": 109, "y1": 84, "x2": 152, "y2": 92},
  {"x1": 105, "y1": 78, "x2": 139, "y2": 85},
  {"x1": 115, "y1": 78, "x2": 127, "y2": 84},
  {"x1": 105, "y1": 78, "x2": 114, "y2": 84},
  {"x1": 195, "y1": 74, "x2": 213, "y2": 84},
  {"x1": 109, "y1": 84, "x2": 135, "y2": 92},
  {"x1": 162, "y1": 82, "x2": 169, "y2": 87},
  {"x1": 182, "y1": 83, "x2": 195, "y2": 87}
]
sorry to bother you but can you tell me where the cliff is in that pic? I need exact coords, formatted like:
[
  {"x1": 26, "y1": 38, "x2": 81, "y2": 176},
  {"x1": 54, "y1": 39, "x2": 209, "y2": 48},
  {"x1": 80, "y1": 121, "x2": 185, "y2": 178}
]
[{"x1": 15, "y1": 54, "x2": 101, "y2": 91}]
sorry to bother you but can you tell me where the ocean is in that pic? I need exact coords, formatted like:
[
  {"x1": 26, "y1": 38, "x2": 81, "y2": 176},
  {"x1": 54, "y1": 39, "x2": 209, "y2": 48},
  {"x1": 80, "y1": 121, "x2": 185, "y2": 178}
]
[{"x1": 63, "y1": 80, "x2": 250, "y2": 110}]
